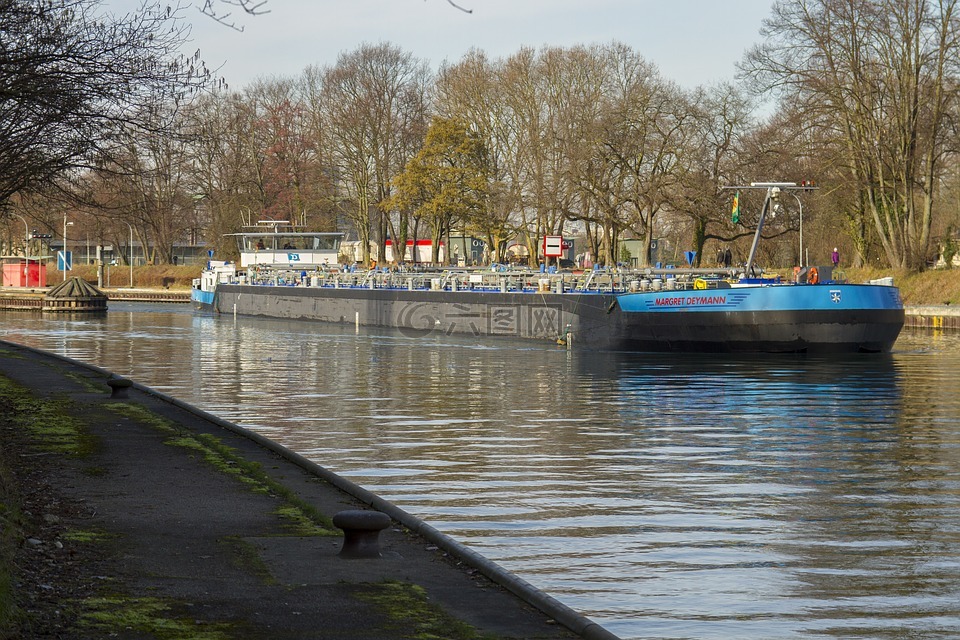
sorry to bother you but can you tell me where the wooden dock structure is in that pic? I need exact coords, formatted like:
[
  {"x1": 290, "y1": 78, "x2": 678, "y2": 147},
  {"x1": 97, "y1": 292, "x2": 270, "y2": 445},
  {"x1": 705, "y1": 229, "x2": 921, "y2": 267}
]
[
  {"x1": 42, "y1": 277, "x2": 108, "y2": 312},
  {"x1": 102, "y1": 289, "x2": 191, "y2": 303},
  {"x1": 0, "y1": 287, "x2": 190, "y2": 310}
]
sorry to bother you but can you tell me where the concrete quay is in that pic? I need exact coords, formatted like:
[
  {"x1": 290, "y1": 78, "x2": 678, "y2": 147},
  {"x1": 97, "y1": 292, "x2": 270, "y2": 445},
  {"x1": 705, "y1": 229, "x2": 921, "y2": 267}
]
[
  {"x1": 0, "y1": 341, "x2": 616, "y2": 639},
  {"x1": 903, "y1": 305, "x2": 960, "y2": 330}
]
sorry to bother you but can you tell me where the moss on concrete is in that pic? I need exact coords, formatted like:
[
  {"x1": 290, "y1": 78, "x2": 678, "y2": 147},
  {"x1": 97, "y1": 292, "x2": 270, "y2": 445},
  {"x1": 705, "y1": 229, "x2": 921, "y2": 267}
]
[
  {"x1": 67, "y1": 370, "x2": 110, "y2": 394},
  {"x1": 0, "y1": 373, "x2": 95, "y2": 636},
  {"x1": 104, "y1": 403, "x2": 337, "y2": 536},
  {"x1": 77, "y1": 596, "x2": 234, "y2": 639},
  {"x1": 60, "y1": 529, "x2": 113, "y2": 544},
  {"x1": 0, "y1": 467, "x2": 21, "y2": 637},
  {"x1": 0, "y1": 377, "x2": 94, "y2": 457},
  {"x1": 220, "y1": 536, "x2": 277, "y2": 586},
  {"x1": 357, "y1": 580, "x2": 494, "y2": 640}
]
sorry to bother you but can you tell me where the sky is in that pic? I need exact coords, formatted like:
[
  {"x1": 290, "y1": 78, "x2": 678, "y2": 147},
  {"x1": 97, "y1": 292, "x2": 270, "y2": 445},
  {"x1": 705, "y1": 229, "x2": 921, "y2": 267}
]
[{"x1": 104, "y1": 0, "x2": 778, "y2": 91}]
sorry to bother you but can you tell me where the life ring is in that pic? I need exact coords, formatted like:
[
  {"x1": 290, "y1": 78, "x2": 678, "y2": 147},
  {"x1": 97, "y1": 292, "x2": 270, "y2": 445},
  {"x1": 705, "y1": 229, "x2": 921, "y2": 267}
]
[
  {"x1": 694, "y1": 278, "x2": 708, "y2": 290},
  {"x1": 808, "y1": 267, "x2": 819, "y2": 284}
]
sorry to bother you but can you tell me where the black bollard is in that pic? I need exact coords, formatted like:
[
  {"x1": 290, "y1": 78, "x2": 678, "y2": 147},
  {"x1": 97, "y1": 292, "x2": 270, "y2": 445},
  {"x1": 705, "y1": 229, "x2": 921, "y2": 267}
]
[
  {"x1": 106, "y1": 376, "x2": 133, "y2": 399},
  {"x1": 332, "y1": 510, "x2": 391, "y2": 559}
]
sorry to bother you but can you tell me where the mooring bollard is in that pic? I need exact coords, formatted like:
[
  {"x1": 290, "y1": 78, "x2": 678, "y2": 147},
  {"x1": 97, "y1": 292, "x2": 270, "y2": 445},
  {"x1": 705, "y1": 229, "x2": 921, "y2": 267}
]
[
  {"x1": 332, "y1": 510, "x2": 391, "y2": 559},
  {"x1": 106, "y1": 376, "x2": 133, "y2": 399}
]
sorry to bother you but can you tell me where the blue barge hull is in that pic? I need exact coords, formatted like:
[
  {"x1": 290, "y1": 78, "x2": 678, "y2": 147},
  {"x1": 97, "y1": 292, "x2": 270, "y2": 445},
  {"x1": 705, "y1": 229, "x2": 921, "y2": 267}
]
[{"x1": 193, "y1": 281, "x2": 904, "y2": 354}]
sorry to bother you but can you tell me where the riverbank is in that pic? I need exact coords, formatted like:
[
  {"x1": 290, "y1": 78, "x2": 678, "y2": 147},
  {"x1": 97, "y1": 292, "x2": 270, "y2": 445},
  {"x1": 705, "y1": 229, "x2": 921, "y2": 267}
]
[{"x1": 0, "y1": 341, "x2": 611, "y2": 640}]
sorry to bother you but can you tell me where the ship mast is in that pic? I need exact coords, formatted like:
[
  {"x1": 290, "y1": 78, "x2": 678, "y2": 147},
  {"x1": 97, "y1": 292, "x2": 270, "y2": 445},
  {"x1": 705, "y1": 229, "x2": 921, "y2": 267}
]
[{"x1": 724, "y1": 182, "x2": 816, "y2": 277}]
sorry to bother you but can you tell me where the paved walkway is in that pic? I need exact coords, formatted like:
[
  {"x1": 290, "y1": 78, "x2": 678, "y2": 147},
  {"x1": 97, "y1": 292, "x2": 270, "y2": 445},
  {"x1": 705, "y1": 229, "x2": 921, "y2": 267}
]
[{"x1": 0, "y1": 340, "x2": 616, "y2": 639}]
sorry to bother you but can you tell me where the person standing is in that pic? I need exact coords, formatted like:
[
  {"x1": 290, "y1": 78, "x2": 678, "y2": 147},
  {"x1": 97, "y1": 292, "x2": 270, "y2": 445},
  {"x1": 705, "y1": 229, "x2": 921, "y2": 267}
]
[{"x1": 831, "y1": 247, "x2": 840, "y2": 268}]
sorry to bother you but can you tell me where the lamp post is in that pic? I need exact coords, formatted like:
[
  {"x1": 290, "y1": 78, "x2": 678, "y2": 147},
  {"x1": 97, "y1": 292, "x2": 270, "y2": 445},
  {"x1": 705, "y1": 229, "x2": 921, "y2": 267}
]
[
  {"x1": 15, "y1": 214, "x2": 29, "y2": 287},
  {"x1": 124, "y1": 221, "x2": 134, "y2": 288},
  {"x1": 790, "y1": 193, "x2": 805, "y2": 268},
  {"x1": 62, "y1": 217, "x2": 74, "y2": 282}
]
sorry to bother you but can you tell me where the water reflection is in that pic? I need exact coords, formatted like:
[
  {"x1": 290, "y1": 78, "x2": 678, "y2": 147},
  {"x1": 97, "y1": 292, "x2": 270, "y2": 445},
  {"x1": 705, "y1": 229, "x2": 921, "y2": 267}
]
[{"x1": 2, "y1": 306, "x2": 959, "y2": 639}]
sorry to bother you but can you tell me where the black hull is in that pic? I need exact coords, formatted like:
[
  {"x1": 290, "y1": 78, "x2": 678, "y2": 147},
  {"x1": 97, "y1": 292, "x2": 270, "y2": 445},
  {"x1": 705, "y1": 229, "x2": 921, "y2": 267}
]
[{"x1": 617, "y1": 309, "x2": 904, "y2": 353}]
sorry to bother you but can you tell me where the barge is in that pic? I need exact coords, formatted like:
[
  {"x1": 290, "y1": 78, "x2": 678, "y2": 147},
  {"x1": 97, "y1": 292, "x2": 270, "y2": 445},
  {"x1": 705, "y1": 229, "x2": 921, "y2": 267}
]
[{"x1": 193, "y1": 185, "x2": 905, "y2": 353}]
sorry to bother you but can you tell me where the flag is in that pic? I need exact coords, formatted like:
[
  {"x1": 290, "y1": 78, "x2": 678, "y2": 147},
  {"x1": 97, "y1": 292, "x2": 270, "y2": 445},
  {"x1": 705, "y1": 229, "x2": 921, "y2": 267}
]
[{"x1": 731, "y1": 191, "x2": 741, "y2": 224}]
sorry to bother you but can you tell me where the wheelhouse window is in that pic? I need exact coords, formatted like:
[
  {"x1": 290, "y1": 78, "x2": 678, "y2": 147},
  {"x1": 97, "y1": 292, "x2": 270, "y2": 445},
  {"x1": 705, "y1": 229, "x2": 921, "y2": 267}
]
[
  {"x1": 243, "y1": 237, "x2": 270, "y2": 251},
  {"x1": 313, "y1": 235, "x2": 340, "y2": 251},
  {"x1": 240, "y1": 234, "x2": 341, "y2": 252}
]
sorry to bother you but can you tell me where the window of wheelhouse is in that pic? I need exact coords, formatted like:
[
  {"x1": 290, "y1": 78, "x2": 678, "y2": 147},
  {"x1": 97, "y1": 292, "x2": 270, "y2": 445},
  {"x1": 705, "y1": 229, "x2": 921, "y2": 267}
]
[
  {"x1": 313, "y1": 235, "x2": 340, "y2": 251},
  {"x1": 241, "y1": 237, "x2": 271, "y2": 251}
]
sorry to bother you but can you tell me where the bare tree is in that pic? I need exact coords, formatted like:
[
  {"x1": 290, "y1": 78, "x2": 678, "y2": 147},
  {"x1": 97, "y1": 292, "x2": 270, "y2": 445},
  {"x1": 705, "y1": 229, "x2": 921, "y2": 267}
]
[
  {"x1": 319, "y1": 43, "x2": 431, "y2": 265},
  {"x1": 94, "y1": 104, "x2": 196, "y2": 264},
  {"x1": 674, "y1": 83, "x2": 756, "y2": 266},
  {"x1": 574, "y1": 44, "x2": 688, "y2": 267},
  {"x1": 183, "y1": 91, "x2": 258, "y2": 259},
  {"x1": 0, "y1": 0, "x2": 210, "y2": 209},
  {"x1": 498, "y1": 46, "x2": 594, "y2": 265},
  {"x1": 198, "y1": 0, "x2": 470, "y2": 30},
  {"x1": 435, "y1": 50, "x2": 515, "y2": 262},
  {"x1": 744, "y1": 0, "x2": 960, "y2": 269},
  {"x1": 200, "y1": 0, "x2": 269, "y2": 29}
]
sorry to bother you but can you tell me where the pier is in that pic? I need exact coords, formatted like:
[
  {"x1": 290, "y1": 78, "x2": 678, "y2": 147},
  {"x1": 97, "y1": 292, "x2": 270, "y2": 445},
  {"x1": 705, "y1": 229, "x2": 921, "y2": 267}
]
[
  {"x1": 0, "y1": 287, "x2": 190, "y2": 310},
  {"x1": 101, "y1": 289, "x2": 191, "y2": 303}
]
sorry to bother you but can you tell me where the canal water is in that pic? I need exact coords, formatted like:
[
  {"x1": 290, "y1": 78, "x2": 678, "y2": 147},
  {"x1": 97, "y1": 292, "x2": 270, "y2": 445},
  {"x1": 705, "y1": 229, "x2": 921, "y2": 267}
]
[{"x1": 3, "y1": 303, "x2": 959, "y2": 640}]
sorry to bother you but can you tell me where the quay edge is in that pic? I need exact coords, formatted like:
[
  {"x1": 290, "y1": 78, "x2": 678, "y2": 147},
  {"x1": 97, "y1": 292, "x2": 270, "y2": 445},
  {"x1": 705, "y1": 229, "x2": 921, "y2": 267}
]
[
  {"x1": 903, "y1": 305, "x2": 960, "y2": 330},
  {"x1": 0, "y1": 339, "x2": 618, "y2": 640}
]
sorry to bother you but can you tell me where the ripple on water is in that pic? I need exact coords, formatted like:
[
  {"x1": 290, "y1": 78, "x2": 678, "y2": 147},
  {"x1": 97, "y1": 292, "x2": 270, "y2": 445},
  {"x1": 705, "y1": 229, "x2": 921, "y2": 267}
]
[{"x1": 3, "y1": 314, "x2": 960, "y2": 639}]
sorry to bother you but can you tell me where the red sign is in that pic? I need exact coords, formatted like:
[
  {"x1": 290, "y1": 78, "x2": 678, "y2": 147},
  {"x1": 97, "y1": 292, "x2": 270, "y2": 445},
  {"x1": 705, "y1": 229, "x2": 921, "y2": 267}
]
[{"x1": 542, "y1": 235, "x2": 564, "y2": 257}]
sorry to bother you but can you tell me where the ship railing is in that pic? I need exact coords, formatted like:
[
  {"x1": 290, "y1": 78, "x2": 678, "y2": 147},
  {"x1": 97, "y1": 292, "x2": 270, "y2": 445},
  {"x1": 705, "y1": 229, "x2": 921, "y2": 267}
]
[{"x1": 237, "y1": 266, "x2": 746, "y2": 294}]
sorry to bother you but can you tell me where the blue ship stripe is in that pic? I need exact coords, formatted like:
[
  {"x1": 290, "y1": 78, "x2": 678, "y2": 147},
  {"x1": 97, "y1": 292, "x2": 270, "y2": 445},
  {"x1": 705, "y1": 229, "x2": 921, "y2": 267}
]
[{"x1": 617, "y1": 284, "x2": 902, "y2": 313}]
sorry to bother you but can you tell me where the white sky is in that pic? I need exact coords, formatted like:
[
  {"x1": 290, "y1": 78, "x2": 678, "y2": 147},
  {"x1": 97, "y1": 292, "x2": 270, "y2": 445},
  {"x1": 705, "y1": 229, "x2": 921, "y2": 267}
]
[{"x1": 103, "y1": 0, "x2": 777, "y2": 90}]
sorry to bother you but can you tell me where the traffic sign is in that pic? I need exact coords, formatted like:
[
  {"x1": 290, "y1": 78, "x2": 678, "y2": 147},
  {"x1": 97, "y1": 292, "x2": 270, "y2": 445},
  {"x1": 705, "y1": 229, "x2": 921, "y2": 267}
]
[
  {"x1": 543, "y1": 235, "x2": 563, "y2": 257},
  {"x1": 57, "y1": 250, "x2": 72, "y2": 271}
]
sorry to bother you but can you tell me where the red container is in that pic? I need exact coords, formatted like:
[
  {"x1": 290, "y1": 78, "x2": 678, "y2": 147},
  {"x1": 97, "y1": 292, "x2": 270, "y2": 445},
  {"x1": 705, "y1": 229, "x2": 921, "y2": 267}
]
[{"x1": 2, "y1": 260, "x2": 47, "y2": 287}]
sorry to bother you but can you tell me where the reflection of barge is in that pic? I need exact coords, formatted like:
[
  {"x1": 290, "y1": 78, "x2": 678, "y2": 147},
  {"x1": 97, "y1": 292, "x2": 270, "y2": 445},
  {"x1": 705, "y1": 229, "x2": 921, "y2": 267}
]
[{"x1": 193, "y1": 186, "x2": 905, "y2": 353}]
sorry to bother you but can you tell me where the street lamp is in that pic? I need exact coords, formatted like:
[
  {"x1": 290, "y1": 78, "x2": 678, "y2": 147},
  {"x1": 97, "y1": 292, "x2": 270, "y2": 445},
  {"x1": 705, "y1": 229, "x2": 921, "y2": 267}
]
[
  {"x1": 14, "y1": 214, "x2": 30, "y2": 286},
  {"x1": 791, "y1": 193, "x2": 804, "y2": 268},
  {"x1": 124, "y1": 221, "x2": 134, "y2": 288},
  {"x1": 62, "y1": 217, "x2": 74, "y2": 282}
]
